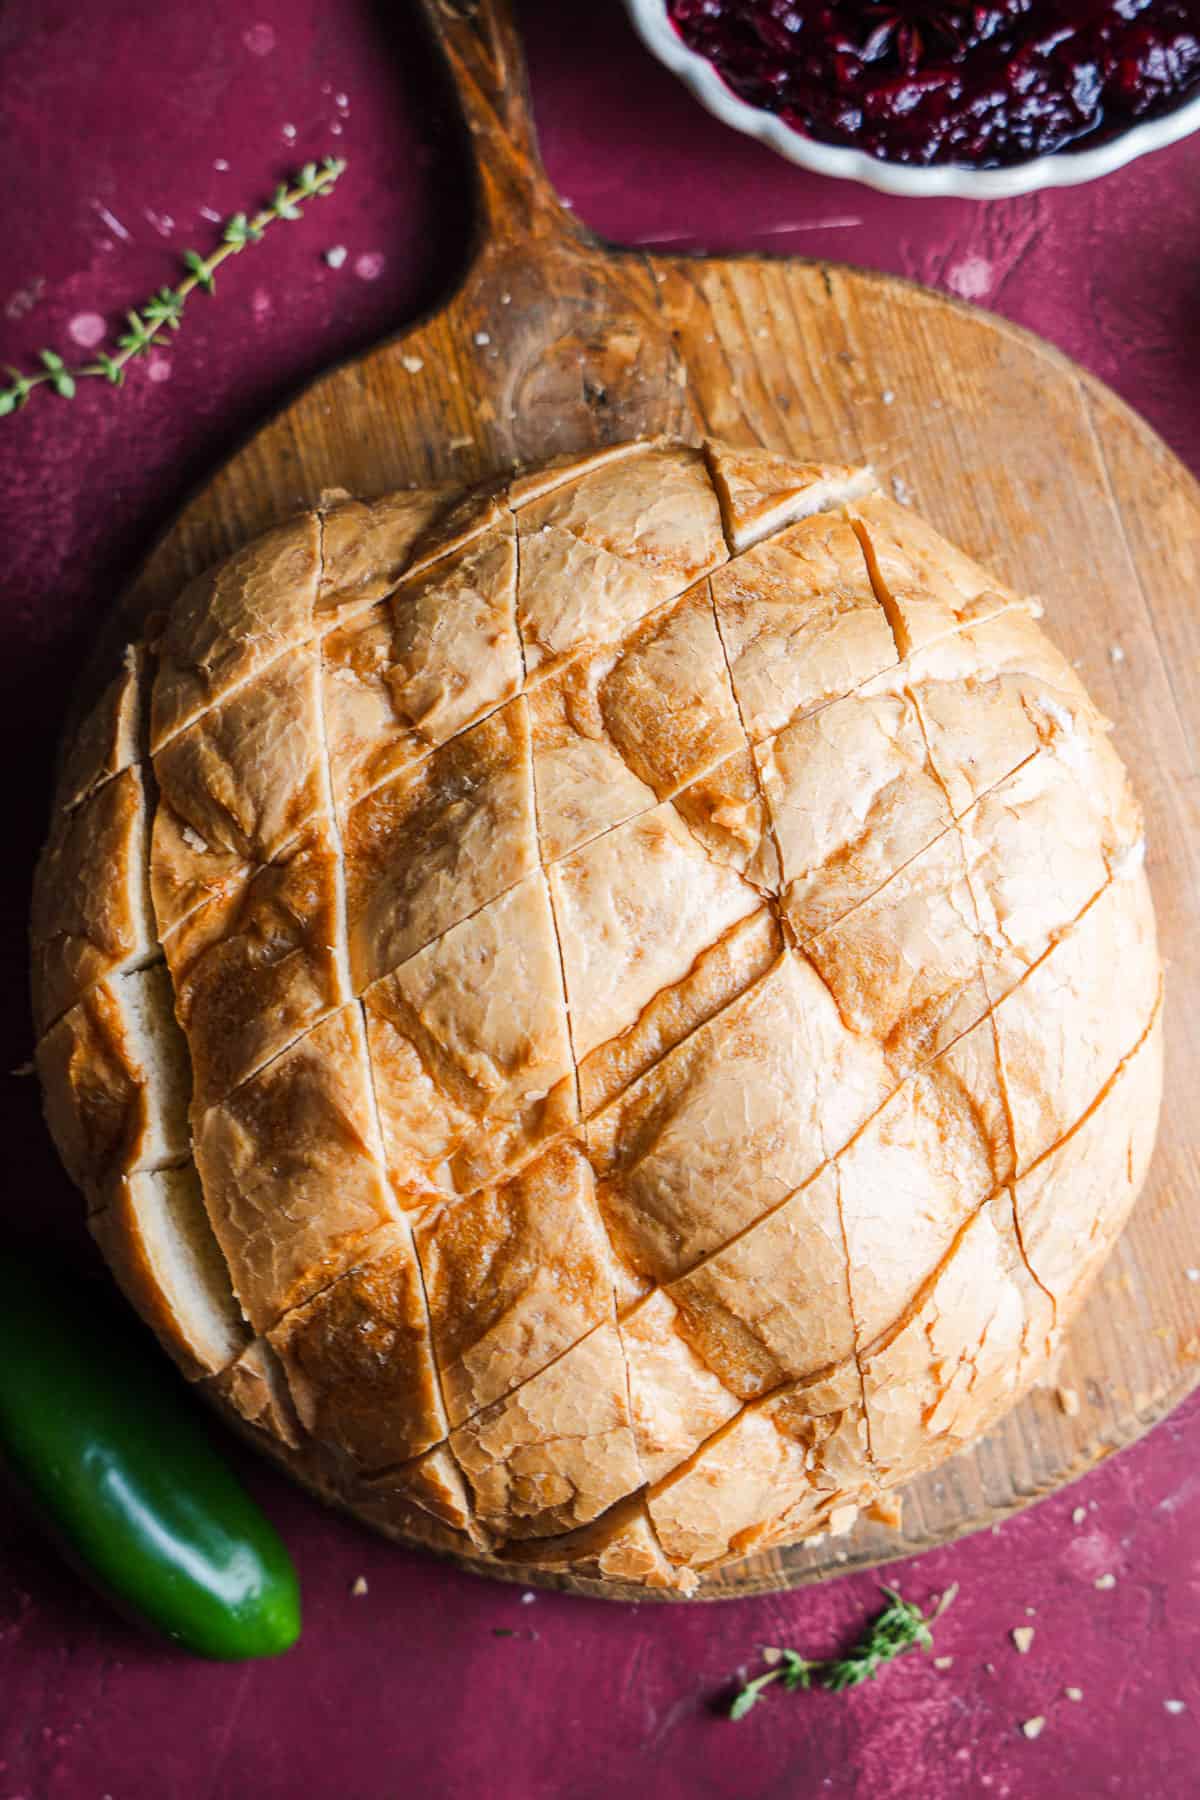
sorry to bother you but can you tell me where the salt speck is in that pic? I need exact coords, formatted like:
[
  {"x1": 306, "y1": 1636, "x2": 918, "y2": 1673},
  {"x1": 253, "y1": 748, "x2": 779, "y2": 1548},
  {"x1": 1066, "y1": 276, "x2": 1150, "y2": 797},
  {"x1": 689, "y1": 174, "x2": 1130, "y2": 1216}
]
[
  {"x1": 282, "y1": 122, "x2": 297, "y2": 143},
  {"x1": 1110, "y1": 644, "x2": 1125, "y2": 664},
  {"x1": 213, "y1": 158, "x2": 230, "y2": 172},
  {"x1": 354, "y1": 251, "x2": 385, "y2": 281},
  {"x1": 91, "y1": 201, "x2": 131, "y2": 243},
  {"x1": 520, "y1": 1591, "x2": 536, "y2": 1605},
  {"x1": 68, "y1": 312, "x2": 106, "y2": 349},
  {"x1": 199, "y1": 206, "x2": 223, "y2": 224},
  {"x1": 243, "y1": 22, "x2": 276, "y2": 55},
  {"x1": 146, "y1": 356, "x2": 172, "y2": 384},
  {"x1": 350, "y1": 1575, "x2": 368, "y2": 1597},
  {"x1": 324, "y1": 245, "x2": 348, "y2": 269},
  {"x1": 891, "y1": 475, "x2": 913, "y2": 505},
  {"x1": 946, "y1": 255, "x2": 993, "y2": 301},
  {"x1": 1064, "y1": 1686, "x2": 1083, "y2": 1702},
  {"x1": 1094, "y1": 1573, "x2": 1117, "y2": 1590},
  {"x1": 1165, "y1": 1699, "x2": 1187, "y2": 1715},
  {"x1": 4, "y1": 276, "x2": 45, "y2": 321},
  {"x1": 1011, "y1": 1626, "x2": 1035, "y2": 1654},
  {"x1": 330, "y1": 121, "x2": 344, "y2": 136},
  {"x1": 335, "y1": 92, "x2": 349, "y2": 111},
  {"x1": 1020, "y1": 1716, "x2": 1046, "y2": 1740},
  {"x1": 882, "y1": 389, "x2": 895, "y2": 405},
  {"x1": 1186, "y1": 1269, "x2": 1200, "y2": 1283},
  {"x1": 501, "y1": 293, "x2": 512, "y2": 305},
  {"x1": 474, "y1": 331, "x2": 491, "y2": 347},
  {"x1": 401, "y1": 355, "x2": 424, "y2": 374},
  {"x1": 143, "y1": 208, "x2": 174, "y2": 238},
  {"x1": 251, "y1": 287, "x2": 273, "y2": 323}
]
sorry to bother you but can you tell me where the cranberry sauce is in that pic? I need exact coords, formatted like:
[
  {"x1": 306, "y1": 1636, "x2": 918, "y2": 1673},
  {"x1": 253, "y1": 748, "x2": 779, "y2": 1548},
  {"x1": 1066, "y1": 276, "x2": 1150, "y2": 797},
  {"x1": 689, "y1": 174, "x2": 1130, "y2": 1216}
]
[{"x1": 667, "y1": 0, "x2": 1200, "y2": 165}]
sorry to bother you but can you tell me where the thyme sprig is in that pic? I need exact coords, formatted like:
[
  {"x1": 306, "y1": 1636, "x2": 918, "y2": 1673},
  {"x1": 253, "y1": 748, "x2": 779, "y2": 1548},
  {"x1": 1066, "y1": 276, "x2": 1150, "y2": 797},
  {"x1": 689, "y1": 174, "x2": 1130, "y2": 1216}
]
[
  {"x1": 0, "y1": 156, "x2": 346, "y2": 417},
  {"x1": 728, "y1": 1584, "x2": 957, "y2": 1720}
]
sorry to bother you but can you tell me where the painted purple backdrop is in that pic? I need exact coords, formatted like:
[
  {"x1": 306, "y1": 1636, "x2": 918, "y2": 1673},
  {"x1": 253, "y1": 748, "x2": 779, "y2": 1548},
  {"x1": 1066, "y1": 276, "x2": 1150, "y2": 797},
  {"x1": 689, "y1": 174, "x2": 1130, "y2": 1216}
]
[{"x1": 0, "y1": 3, "x2": 1197, "y2": 1795}]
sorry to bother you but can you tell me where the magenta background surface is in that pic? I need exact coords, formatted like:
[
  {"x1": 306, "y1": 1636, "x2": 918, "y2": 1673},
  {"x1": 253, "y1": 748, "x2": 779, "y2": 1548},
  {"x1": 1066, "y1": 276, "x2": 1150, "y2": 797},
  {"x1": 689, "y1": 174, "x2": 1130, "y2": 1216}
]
[{"x1": 1, "y1": 4, "x2": 1198, "y2": 1796}]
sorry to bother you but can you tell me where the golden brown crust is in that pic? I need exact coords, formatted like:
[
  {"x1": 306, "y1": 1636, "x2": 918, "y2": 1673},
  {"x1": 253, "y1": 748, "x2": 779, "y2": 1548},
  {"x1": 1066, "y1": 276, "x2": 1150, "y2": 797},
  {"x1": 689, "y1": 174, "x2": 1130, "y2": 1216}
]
[
  {"x1": 705, "y1": 441, "x2": 878, "y2": 553},
  {"x1": 317, "y1": 486, "x2": 457, "y2": 619},
  {"x1": 39, "y1": 439, "x2": 1164, "y2": 1587},
  {"x1": 150, "y1": 511, "x2": 321, "y2": 749},
  {"x1": 449, "y1": 1322, "x2": 642, "y2": 1540},
  {"x1": 549, "y1": 800, "x2": 761, "y2": 1062},
  {"x1": 362, "y1": 872, "x2": 575, "y2": 1204},
  {"x1": 162, "y1": 826, "x2": 346, "y2": 1110},
  {"x1": 55, "y1": 643, "x2": 146, "y2": 813},
  {"x1": 343, "y1": 697, "x2": 538, "y2": 989},
  {"x1": 515, "y1": 445, "x2": 727, "y2": 677},
  {"x1": 194, "y1": 1007, "x2": 396, "y2": 1331},
  {"x1": 711, "y1": 510, "x2": 898, "y2": 741},
  {"x1": 415, "y1": 1142, "x2": 615, "y2": 1426},
  {"x1": 31, "y1": 765, "x2": 155, "y2": 1035},
  {"x1": 268, "y1": 1223, "x2": 446, "y2": 1468},
  {"x1": 35, "y1": 964, "x2": 190, "y2": 1207},
  {"x1": 590, "y1": 952, "x2": 891, "y2": 1286},
  {"x1": 323, "y1": 516, "x2": 523, "y2": 813},
  {"x1": 153, "y1": 648, "x2": 328, "y2": 867}
]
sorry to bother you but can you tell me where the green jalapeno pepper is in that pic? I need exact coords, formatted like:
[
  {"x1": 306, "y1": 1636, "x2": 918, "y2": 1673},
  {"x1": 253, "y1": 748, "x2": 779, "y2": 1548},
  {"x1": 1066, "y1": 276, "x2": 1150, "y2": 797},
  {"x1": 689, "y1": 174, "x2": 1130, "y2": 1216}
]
[{"x1": 0, "y1": 1253, "x2": 300, "y2": 1659}]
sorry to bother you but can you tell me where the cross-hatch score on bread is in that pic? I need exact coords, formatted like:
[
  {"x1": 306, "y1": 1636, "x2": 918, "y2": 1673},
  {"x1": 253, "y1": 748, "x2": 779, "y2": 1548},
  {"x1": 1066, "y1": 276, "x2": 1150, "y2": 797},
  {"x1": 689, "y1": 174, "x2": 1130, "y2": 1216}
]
[{"x1": 31, "y1": 438, "x2": 1163, "y2": 1593}]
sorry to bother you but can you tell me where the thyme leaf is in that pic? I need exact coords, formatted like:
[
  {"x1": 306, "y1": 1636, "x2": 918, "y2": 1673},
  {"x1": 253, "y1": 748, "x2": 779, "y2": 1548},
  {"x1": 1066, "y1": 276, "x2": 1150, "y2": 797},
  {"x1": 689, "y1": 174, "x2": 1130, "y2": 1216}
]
[
  {"x1": 1, "y1": 154, "x2": 346, "y2": 419},
  {"x1": 727, "y1": 1585, "x2": 955, "y2": 1719}
]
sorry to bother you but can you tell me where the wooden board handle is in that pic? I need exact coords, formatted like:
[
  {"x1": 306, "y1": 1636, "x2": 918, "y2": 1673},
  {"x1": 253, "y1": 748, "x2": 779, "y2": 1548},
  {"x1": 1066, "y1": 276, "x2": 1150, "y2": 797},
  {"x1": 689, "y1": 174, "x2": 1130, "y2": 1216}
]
[{"x1": 417, "y1": 0, "x2": 583, "y2": 251}]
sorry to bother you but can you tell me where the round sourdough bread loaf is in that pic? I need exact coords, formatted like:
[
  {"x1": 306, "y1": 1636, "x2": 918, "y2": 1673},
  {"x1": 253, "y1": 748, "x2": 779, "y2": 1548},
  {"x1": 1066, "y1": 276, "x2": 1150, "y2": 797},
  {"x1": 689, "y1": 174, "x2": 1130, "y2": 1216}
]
[{"x1": 32, "y1": 438, "x2": 1163, "y2": 1592}]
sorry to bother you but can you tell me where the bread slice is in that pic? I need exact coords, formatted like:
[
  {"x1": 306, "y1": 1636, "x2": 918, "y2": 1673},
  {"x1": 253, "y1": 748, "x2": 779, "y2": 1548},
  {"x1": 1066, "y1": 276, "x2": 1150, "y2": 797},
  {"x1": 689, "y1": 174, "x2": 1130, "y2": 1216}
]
[
  {"x1": 36, "y1": 962, "x2": 191, "y2": 1209},
  {"x1": 31, "y1": 764, "x2": 156, "y2": 1035},
  {"x1": 55, "y1": 643, "x2": 145, "y2": 812},
  {"x1": 90, "y1": 1163, "x2": 248, "y2": 1382},
  {"x1": 705, "y1": 440, "x2": 877, "y2": 553}
]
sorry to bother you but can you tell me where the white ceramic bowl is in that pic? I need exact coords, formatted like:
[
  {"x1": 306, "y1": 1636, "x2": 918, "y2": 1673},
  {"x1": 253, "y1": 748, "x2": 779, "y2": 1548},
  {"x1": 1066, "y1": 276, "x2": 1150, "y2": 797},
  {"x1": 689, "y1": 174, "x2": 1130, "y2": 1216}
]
[{"x1": 625, "y1": 0, "x2": 1200, "y2": 198}]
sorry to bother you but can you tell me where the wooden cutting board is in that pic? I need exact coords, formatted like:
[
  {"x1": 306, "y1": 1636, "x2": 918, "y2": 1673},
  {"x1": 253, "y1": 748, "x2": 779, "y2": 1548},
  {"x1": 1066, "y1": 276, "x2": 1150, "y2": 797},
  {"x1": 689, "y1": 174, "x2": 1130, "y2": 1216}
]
[{"x1": 95, "y1": 0, "x2": 1200, "y2": 1599}]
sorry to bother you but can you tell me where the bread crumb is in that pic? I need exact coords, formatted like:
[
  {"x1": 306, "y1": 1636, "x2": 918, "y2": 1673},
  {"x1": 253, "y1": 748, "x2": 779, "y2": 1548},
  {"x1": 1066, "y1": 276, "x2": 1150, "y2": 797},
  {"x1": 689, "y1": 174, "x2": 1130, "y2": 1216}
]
[
  {"x1": 866, "y1": 1495, "x2": 904, "y2": 1530},
  {"x1": 1056, "y1": 1386, "x2": 1081, "y2": 1416},
  {"x1": 1064, "y1": 1687, "x2": 1083, "y2": 1702},
  {"x1": 1094, "y1": 1573, "x2": 1117, "y2": 1590},
  {"x1": 934, "y1": 1656, "x2": 954, "y2": 1670},
  {"x1": 350, "y1": 1576, "x2": 368, "y2": 1597},
  {"x1": 1021, "y1": 1717, "x2": 1046, "y2": 1740},
  {"x1": 1165, "y1": 1699, "x2": 1187, "y2": 1715},
  {"x1": 401, "y1": 355, "x2": 424, "y2": 374},
  {"x1": 828, "y1": 1503, "x2": 858, "y2": 1537},
  {"x1": 762, "y1": 1647, "x2": 783, "y2": 1666},
  {"x1": 1011, "y1": 1627, "x2": 1035, "y2": 1654},
  {"x1": 180, "y1": 824, "x2": 208, "y2": 853},
  {"x1": 1072, "y1": 1506, "x2": 1087, "y2": 1524}
]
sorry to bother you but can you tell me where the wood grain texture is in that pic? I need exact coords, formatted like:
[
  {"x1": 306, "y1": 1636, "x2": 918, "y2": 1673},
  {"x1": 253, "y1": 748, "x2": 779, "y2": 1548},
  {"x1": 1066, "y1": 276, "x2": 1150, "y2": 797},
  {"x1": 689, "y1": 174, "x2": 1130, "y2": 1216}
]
[{"x1": 85, "y1": 0, "x2": 1200, "y2": 1599}]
